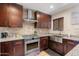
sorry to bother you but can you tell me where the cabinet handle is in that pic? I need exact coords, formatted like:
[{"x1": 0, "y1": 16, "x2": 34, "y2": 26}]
[{"x1": 13, "y1": 48, "x2": 15, "y2": 56}]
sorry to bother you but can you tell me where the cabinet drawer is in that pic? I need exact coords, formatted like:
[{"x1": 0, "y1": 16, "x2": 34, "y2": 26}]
[
  {"x1": 66, "y1": 40, "x2": 77, "y2": 45},
  {"x1": 40, "y1": 37, "x2": 48, "y2": 39},
  {"x1": 67, "y1": 41, "x2": 75, "y2": 45},
  {"x1": 13, "y1": 40, "x2": 23, "y2": 45}
]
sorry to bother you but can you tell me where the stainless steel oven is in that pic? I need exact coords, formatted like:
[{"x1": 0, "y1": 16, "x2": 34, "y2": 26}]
[
  {"x1": 24, "y1": 37, "x2": 40, "y2": 55},
  {"x1": 27, "y1": 42, "x2": 38, "y2": 51}
]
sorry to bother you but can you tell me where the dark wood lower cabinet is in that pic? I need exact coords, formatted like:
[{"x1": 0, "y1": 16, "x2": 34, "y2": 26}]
[
  {"x1": 0, "y1": 37, "x2": 78, "y2": 56},
  {"x1": 56, "y1": 42, "x2": 64, "y2": 55},
  {"x1": 63, "y1": 39, "x2": 77, "y2": 55},
  {"x1": 1, "y1": 41, "x2": 13, "y2": 56},
  {"x1": 40, "y1": 36, "x2": 48, "y2": 51},
  {"x1": 49, "y1": 39, "x2": 78, "y2": 56},
  {"x1": 0, "y1": 43, "x2": 1, "y2": 56},
  {"x1": 13, "y1": 40, "x2": 24, "y2": 56},
  {"x1": 48, "y1": 40, "x2": 64, "y2": 55},
  {"x1": 0, "y1": 40, "x2": 24, "y2": 56}
]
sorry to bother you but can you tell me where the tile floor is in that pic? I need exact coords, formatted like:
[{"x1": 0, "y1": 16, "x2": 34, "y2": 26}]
[
  {"x1": 26, "y1": 49, "x2": 61, "y2": 56},
  {"x1": 38, "y1": 49, "x2": 61, "y2": 56}
]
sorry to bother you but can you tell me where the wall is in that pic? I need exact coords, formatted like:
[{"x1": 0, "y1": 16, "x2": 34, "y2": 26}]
[
  {"x1": 50, "y1": 5, "x2": 79, "y2": 36},
  {"x1": 70, "y1": 6, "x2": 79, "y2": 35}
]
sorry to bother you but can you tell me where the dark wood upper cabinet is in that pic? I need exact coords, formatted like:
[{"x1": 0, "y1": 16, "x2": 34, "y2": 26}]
[
  {"x1": 34, "y1": 11, "x2": 51, "y2": 29},
  {"x1": 53, "y1": 17, "x2": 64, "y2": 31},
  {"x1": 8, "y1": 4, "x2": 23, "y2": 27},
  {"x1": 40, "y1": 36, "x2": 49, "y2": 51},
  {"x1": 0, "y1": 3, "x2": 23, "y2": 27},
  {"x1": 0, "y1": 4, "x2": 9, "y2": 27}
]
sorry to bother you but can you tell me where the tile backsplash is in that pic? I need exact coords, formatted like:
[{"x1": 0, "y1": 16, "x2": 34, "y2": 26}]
[
  {"x1": 0, "y1": 22, "x2": 35, "y2": 36},
  {"x1": 0, "y1": 22, "x2": 50, "y2": 37}
]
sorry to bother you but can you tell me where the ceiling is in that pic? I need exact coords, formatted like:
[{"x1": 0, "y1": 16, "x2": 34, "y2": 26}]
[{"x1": 19, "y1": 3, "x2": 77, "y2": 15}]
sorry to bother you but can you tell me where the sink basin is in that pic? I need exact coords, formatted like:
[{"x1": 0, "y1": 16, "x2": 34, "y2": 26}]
[
  {"x1": 50, "y1": 34, "x2": 63, "y2": 43},
  {"x1": 54, "y1": 34, "x2": 64, "y2": 37},
  {"x1": 54, "y1": 36, "x2": 63, "y2": 43}
]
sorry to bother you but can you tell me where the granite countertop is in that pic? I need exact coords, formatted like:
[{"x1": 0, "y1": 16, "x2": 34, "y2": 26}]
[
  {"x1": 0, "y1": 37, "x2": 23, "y2": 42},
  {"x1": 0, "y1": 33, "x2": 79, "y2": 42},
  {"x1": 63, "y1": 36, "x2": 79, "y2": 41},
  {"x1": 37, "y1": 33, "x2": 53, "y2": 37},
  {"x1": 52, "y1": 34, "x2": 79, "y2": 42},
  {"x1": 0, "y1": 33, "x2": 53, "y2": 42}
]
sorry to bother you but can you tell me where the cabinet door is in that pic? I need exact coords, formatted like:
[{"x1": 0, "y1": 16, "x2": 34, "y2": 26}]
[
  {"x1": 66, "y1": 40, "x2": 76, "y2": 54},
  {"x1": 63, "y1": 39, "x2": 67, "y2": 55},
  {"x1": 40, "y1": 37, "x2": 48, "y2": 51},
  {"x1": 0, "y1": 4, "x2": 9, "y2": 27},
  {"x1": 0, "y1": 43, "x2": 1, "y2": 55},
  {"x1": 13, "y1": 40, "x2": 24, "y2": 56},
  {"x1": 0, "y1": 41, "x2": 14, "y2": 56},
  {"x1": 49, "y1": 39, "x2": 64, "y2": 55},
  {"x1": 7, "y1": 4, "x2": 23, "y2": 27},
  {"x1": 0, "y1": 3, "x2": 23, "y2": 27},
  {"x1": 0, "y1": 40, "x2": 24, "y2": 56},
  {"x1": 63, "y1": 39, "x2": 77, "y2": 55},
  {"x1": 43, "y1": 38, "x2": 48, "y2": 49},
  {"x1": 48, "y1": 40, "x2": 56, "y2": 50},
  {"x1": 56, "y1": 42, "x2": 64, "y2": 55},
  {"x1": 48, "y1": 40, "x2": 53, "y2": 49},
  {"x1": 36, "y1": 12, "x2": 44, "y2": 28},
  {"x1": 35, "y1": 12, "x2": 51, "y2": 28}
]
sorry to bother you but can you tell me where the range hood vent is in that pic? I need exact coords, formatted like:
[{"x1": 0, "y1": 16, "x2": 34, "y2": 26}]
[{"x1": 23, "y1": 9, "x2": 38, "y2": 23}]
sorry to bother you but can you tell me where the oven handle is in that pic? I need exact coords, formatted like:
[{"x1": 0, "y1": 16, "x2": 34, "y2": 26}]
[{"x1": 25, "y1": 39, "x2": 39, "y2": 44}]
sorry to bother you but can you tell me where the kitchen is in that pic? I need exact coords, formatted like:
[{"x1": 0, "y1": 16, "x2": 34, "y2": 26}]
[{"x1": 0, "y1": 3, "x2": 79, "y2": 56}]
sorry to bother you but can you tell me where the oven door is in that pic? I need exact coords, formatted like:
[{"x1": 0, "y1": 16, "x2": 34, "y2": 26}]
[
  {"x1": 25, "y1": 39, "x2": 40, "y2": 55},
  {"x1": 27, "y1": 42, "x2": 38, "y2": 51}
]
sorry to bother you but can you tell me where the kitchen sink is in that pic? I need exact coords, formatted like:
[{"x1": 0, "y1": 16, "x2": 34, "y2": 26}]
[
  {"x1": 54, "y1": 34, "x2": 64, "y2": 37},
  {"x1": 50, "y1": 34, "x2": 63, "y2": 43},
  {"x1": 54, "y1": 36, "x2": 63, "y2": 43}
]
